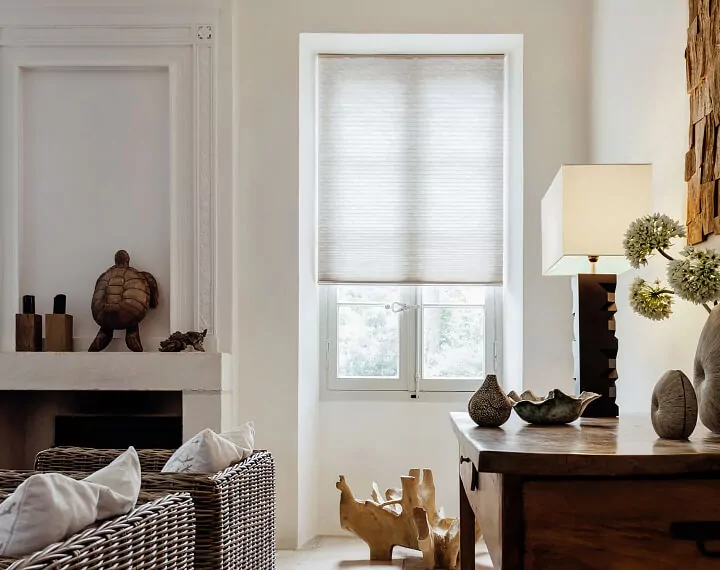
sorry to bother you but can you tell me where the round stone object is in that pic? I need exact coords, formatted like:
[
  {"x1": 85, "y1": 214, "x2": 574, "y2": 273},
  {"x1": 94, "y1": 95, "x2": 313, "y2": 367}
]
[
  {"x1": 695, "y1": 307, "x2": 720, "y2": 433},
  {"x1": 651, "y1": 370, "x2": 698, "y2": 440}
]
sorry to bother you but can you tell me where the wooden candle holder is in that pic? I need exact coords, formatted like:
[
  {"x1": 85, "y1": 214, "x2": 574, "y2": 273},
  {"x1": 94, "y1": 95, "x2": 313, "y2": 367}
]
[
  {"x1": 45, "y1": 314, "x2": 74, "y2": 352},
  {"x1": 16, "y1": 314, "x2": 42, "y2": 352}
]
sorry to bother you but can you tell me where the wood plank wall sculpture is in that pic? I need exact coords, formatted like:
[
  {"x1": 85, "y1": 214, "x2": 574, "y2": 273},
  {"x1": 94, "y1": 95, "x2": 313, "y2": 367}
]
[{"x1": 686, "y1": 0, "x2": 720, "y2": 244}]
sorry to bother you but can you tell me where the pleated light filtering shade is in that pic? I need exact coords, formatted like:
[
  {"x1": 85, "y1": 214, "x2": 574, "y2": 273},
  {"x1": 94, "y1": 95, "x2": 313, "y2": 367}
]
[
  {"x1": 541, "y1": 164, "x2": 653, "y2": 276},
  {"x1": 317, "y1": 54, "x2": 505, "y2": 285}
]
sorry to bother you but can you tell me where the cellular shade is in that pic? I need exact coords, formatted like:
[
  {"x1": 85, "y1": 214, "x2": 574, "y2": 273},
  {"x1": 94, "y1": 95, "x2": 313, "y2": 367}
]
[
  {"x1": 541, "y1": 165, "x2": 653, "y2": 276},
  {"x1": 317, "y1": 55, "x2": 505, "y2": 285}
]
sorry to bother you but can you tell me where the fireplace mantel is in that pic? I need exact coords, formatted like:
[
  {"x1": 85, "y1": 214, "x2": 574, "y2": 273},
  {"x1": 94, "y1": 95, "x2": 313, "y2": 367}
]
[
  {"x1": 0, "y1": 352, "x2": 234, "y2": 457},
  {"x1": 0, "y1": 352, "x2": 231, "y2": 392}
]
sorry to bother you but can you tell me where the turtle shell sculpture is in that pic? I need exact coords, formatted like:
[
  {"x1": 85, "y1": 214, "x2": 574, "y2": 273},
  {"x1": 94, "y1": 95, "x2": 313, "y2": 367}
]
[{"x1": 89, "y1": 250, "x2": 159, "y2": 352}]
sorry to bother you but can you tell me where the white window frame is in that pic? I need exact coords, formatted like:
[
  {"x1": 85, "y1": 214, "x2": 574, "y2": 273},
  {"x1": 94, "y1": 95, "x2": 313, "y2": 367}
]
[
  {"x1": 320, "y1": 286, "x2": 502, "y2": 394},
  {"x1": 301, "y1": 32, "x2": 524, "y2": 397}
]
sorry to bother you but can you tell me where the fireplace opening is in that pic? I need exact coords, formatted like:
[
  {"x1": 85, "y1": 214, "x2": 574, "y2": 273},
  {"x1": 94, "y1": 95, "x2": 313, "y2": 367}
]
[
  {"x1": 0, "y1": 390, "x2": 183, "y2": 469},
  {"x1": 55, "y1": 414, "x2": 182, "y2": 449}
]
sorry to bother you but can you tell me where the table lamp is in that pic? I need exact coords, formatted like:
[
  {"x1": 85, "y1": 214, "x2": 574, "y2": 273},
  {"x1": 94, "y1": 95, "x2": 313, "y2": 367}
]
[{"x1": 541, "y1": 164, "x2": 652, "y2": 417}]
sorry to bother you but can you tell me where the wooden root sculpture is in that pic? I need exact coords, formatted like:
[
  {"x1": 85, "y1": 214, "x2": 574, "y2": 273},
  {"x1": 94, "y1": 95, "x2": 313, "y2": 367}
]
[
  {"x1": 337, "y1": 469, "x2": 481, "y2": 569},
  {"x1": 159, "y1": 329, "x2": 208, "y2": 352}
]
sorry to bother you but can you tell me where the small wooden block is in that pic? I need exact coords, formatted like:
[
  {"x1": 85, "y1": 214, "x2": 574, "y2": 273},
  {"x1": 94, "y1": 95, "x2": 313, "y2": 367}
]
[
  {"x1": 45, "y1": 314, "x2": 74, "y2": 352},
  {"x1": 15, "y1": 314, "x2": 42, "y2": 352}
]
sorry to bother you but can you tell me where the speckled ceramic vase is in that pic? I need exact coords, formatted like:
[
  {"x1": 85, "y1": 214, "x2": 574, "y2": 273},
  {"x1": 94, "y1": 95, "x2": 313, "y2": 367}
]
[
  {"x1": 468, "y1": 374, "x2": 513, "y2": 428},
  {"x1": 694, "y1": 307, "x2": 720, "y2": 433}
]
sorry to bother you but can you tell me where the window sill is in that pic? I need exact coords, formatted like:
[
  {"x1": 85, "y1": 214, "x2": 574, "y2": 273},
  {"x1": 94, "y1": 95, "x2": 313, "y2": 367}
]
[{"x1": 320, "y1": 388, "x2": 476, "y2": 403}]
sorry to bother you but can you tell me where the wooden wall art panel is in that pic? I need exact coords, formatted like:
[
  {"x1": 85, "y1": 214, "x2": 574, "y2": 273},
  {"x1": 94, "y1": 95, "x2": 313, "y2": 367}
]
[{"x1": 687, "y1": 0, "x2": 720, "y2": 244}]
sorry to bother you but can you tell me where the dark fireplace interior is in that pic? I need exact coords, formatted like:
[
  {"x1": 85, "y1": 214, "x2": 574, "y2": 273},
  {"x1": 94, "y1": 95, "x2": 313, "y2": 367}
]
[
  {"x1": 55, "y1": 415, "x2": 182, "y2": 449},
  {"x1": 0, "y1": 390, "x2": 183, "y2": 469}
]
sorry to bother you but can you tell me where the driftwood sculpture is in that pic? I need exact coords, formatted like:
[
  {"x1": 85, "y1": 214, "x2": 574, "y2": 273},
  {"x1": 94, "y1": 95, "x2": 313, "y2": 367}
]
[
  {"x1": 159, "y1": 329, "x2": 208, "y2": 352},
  {"x1": 89, "y1": 250, "x2": 159, "y2": 352},
  {"x1": 337, "y1": 469, "x2": 480, "y2": 569}
]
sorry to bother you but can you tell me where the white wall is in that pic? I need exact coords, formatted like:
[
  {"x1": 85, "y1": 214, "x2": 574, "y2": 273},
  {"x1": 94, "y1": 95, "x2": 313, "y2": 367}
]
[
  {"x1": 590, "y1": 0, "x2": 700, "y2": 412},
  {"x1": 21, "y1": 67, "x2": 171, "y2": 344},
  {"x1": 234, "y1": 0, "x2": 591, "y2": 545}
]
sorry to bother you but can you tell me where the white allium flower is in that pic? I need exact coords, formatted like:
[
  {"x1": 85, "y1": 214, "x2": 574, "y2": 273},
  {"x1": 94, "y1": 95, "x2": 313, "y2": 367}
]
[
  {"x1": 628, "y1": 278, "x2": 674, "y2": 321},
  {"x1": 667, "y1": 246, "x2": 720, "y2": 305},
  {"x1": 623, "y1": 214, "x2": 686, "y2": 269}
]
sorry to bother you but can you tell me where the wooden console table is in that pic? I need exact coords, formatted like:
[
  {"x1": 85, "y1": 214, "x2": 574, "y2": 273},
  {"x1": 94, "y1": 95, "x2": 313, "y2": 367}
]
[{"x1": 451, "y1": 412, "x2": 720, "y2": 570}]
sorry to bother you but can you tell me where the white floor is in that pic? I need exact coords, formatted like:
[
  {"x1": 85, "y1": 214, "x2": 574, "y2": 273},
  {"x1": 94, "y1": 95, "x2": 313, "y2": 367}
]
[{"x1": 277, "y1": 536, "x2": 494, "y2": 569}]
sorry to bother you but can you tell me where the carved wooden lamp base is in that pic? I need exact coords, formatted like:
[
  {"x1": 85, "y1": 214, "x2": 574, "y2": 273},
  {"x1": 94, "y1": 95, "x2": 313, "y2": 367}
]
[{"x1": 573, "y1": 274, "x2": 619, "y2": 417}]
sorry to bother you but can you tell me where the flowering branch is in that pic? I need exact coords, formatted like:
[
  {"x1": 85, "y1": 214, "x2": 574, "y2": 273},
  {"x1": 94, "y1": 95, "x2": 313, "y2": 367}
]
[
  {"x1": 628, "y1": 278, "x2": 674, "y2": 321},
  {"x1": 624, "y1": 214, "x2": 719, "y2": 320},
  {"x1": 658, "y1": 249, "x2": 675, "y2": 262},
  {"x1": 623, "y1": 214, "x2": 686, "y2": 269}
]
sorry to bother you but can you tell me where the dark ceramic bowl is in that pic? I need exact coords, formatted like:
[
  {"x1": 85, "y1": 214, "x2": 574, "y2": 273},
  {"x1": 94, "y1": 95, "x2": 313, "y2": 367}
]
[{"x1": 510, "y1": 389, "x2": 601, "y2": 425}]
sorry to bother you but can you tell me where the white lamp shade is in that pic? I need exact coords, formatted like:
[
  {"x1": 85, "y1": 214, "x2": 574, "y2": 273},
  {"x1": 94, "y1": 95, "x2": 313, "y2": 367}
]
[{"x1": 541, "y1": 164, "x2": 653, "y2": 276}]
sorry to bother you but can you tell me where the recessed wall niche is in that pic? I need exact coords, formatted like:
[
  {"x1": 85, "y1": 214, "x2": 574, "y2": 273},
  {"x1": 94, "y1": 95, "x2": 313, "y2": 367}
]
[{"x1": 20, "y1": 67, "x2": 171, "y2": 347}]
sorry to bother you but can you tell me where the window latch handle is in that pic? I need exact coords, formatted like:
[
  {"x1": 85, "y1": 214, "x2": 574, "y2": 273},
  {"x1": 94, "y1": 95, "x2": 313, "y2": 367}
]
[{"x1": 385, "y1": 302, "x2": 418, "y2": 313}]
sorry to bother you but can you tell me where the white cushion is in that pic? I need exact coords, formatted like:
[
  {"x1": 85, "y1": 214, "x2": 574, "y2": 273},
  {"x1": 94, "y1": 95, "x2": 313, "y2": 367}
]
[
  {"x1": 0, "y1": 447, "x2": 141, "y2": 558},
  {"x1": 161, "y1": 422, "x2": 255, "y2": 474}
]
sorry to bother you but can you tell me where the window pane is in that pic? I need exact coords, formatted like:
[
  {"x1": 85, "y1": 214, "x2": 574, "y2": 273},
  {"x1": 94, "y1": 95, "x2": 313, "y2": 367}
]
[
  {"x1": 337, "y1": 286, "x2": 400, "y2": 304},
  {"x1": 338, "y1": 306, "x2": 399, "y2": 378},
  {"x1": 422, "y1": 307, "x2": 484, "y2": 379},
  {"x1": 422, "y1": 286, "x2": 486, "y2": 305}
]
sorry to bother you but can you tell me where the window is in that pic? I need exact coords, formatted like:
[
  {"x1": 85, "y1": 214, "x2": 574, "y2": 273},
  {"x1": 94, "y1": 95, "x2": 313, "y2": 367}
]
[
  {"x1": 322, "y1": 285, "x2": 499, "y2": 393},
  {"x1": 316, "y1": 53, "x2": 505, "y2": 393}
]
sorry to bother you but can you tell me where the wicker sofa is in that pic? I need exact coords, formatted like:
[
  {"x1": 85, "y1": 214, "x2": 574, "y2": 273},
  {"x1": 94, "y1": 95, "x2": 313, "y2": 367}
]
[
  {"x1": 34, "y1": 448, "x2": 276, "y2": 570},
  {"x1": 0, "y1": 488, "x2": 195, "y2": 570}
]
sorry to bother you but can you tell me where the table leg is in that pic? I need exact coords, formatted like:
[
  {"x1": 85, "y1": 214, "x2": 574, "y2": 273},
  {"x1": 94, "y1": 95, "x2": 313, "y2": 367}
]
[{"x1": 460, "y1": 475, "x2": 475, "y2": 570}]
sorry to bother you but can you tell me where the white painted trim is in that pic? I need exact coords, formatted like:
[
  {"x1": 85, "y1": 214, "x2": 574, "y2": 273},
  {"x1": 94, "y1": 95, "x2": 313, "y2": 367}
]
[
  {"x1": 299, "y1": 32, "x2": 523, "y2": 56},
  {"x1": 0, "y1": 2, "x2": 221, "y2": 28},
  {"x1": 0, "y1": 36, "x2": 217, "y2": 349},
  {"x1": 195, "y1": 42, "x2": 216, "y2": 333},
  {"x1": 0, "y1": 26, "x2": 195, "y2": 46}
]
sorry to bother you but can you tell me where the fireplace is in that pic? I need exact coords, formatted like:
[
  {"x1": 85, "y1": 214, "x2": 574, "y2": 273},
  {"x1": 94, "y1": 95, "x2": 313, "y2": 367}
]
[
  {"x1": 0, "y1": 352, "x2": 232, "y2": 469},
  {"x1": 0, "y1": 390, "x2": 183, "y2": 468}
]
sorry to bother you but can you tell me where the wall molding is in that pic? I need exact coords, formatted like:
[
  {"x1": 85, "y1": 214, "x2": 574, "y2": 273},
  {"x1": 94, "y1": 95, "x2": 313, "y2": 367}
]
[
  {"x1": 0, "y1": 25, "x2": 199, "y2": 46},
  {"x1": 0, "y1": 24, "x2": 217, "y2": 349},
  {"x1": 0, "y1": 1, "x2": 222, "y2": 27}
]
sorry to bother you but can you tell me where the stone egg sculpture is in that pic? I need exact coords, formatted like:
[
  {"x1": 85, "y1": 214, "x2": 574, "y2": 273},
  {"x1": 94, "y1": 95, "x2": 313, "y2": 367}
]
[{"x1": 651, "y1": 370, "x2": 698, "y2": 440}]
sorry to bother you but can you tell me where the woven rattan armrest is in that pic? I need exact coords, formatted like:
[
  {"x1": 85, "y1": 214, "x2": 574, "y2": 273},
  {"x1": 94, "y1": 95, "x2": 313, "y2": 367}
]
[{"x1": 0, "y1": 491, "x2": 195, "y2": 570}]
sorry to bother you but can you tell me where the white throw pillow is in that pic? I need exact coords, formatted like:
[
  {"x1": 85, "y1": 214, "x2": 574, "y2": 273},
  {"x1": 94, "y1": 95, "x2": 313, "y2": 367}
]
[
  {"x1": 221, "y1": 422, "x2": 255, "y2": 459},
  {"x1": 0, "y1": 447, "x2": 141, "y2": 558},
  {"x1": 161, "y1": 422, "x2": 255, "y2": 474},
  {"x1": 84, "y1": 447, "x2": 142, "y2": 519}
]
